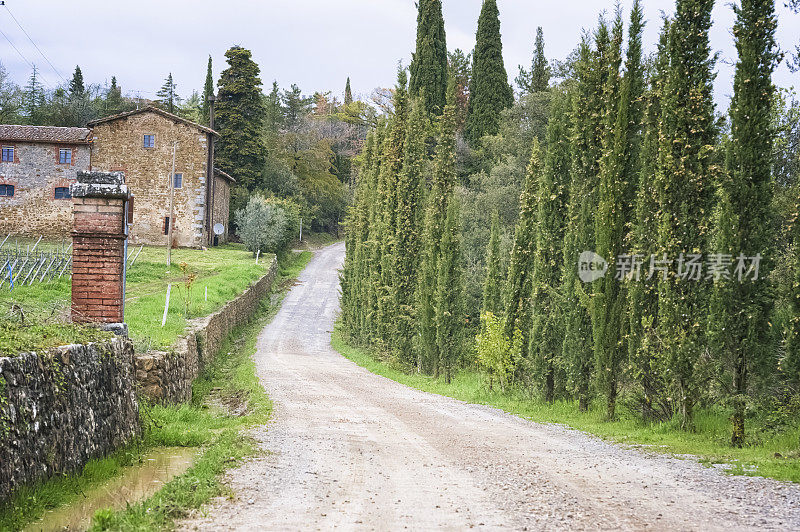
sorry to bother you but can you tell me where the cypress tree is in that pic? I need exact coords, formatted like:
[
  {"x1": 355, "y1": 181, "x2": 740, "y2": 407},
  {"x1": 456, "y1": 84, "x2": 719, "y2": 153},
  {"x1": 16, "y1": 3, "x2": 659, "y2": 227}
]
[
  {"x1": 503, "y1": 137, "x2": 542, "y2": 360},
  {"x1": 409, "y1": 0, "x2": 448, "y2": 115},
  {"x1": 201, "y1": 56, "x2": 214, "y2": 125},
  {"x1": 785, "y1": 186, "x2": 800, "y2": 386},
  {"x1": 417, "y1": 97, "x2": 458, "y2": 375},
  {"x1": 215, "y1": 46, "x2": 267, "y2": 192},
  {"x1": 436, "y1": 198, "x2": 466, "y2": 384},
  {"x1": 530, "y1": 88, "x2": 572, "y2": 402},
  {"x1": 482, "y1": 210, "x2": 504, "y2": 316},
  {"x1": 516, "y1": 27, "x2": 550, "y2": 94},
  {"x1": 69, "y1": 66, "x2": 85, "y2": 98},
  {"x1": 364, "y1": 121, "x2": 388, "y2": 344},
  {"x1": 464, "y1": 0, "x2": 514, "y2": 143},
  {"x1": 393, "y1": 98, "x2": 428, "y2": 361},
  {"x1": 708, "y1": 0, "x2": 779, "y2": 446},
  {"x1": 344, "y1": 77, "x2": 354, "y2": 105},
  {"x1": 592, "y1": 2, "x2": 645, "y2": 420},
  {"x1": 656, "y1": 0, "x2": 717, "y2": 430},
  {"x1": 105, "y1": 76, "x2": 124, "y2": 115}
]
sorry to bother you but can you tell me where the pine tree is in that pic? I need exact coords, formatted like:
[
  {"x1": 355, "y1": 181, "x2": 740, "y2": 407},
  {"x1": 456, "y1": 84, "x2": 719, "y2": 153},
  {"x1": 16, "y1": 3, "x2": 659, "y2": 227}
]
[
  {"x1": 503, "y1": 137, "x2": 542, "y2": 360},
  {"x1": 201, "y1": 56, "x2": 214, "y2": 125},
  {"x1": 530, "y1": 88, "x2": 572, "y2": 402},
  {"x1": 656, "y1": 0, "x2": 717, "y2": 430},
  {"x1": 156, "y1": 73, "x2": 179, "y2": 114},
  {"x1": 215, "y1": 46, "x2": 267, "y2": 193},
  {"x1": 393, "y1": 98, "x2": 428, "y2": 362},
  {"x1": 24, "y1": 65, "x2": 44, "y2": 122},
  {"x1": 482, "y1": 210, "x2": 504, "y2": 316},
  {"x1": 344, "y1": 77, "x2": 353, "y2": 105},
  {"x1": 69, "y1": 65, "x2": 85, "y2": 98},
  {"x1": 464, "y1": 0, "x2": 514, "y2": 143},
  {"x1": 436, "y1": 198, "x2": 466, "y2": 384},
  {"x1": 516, "y1": 27, "x2": 550, "y2": 94},
  {"x1": 105, "y1": 76, "x2": 123, "y2": 115},
  {"x1": 592, "y1": 2, "x2": 645, "y2": 420},
  {"x1": 708, "y1": 0, "x2": 779, "y2": 446},
  {"x1": 409, "y1": 0, "x2": 448, "y2": 115}
]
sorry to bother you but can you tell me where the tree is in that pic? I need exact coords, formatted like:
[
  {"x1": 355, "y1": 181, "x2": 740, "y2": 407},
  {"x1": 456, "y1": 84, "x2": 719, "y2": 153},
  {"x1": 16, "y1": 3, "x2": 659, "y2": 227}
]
[
  {"x1": 0, "y1": 61, "x2": 23, "y2": 123},
  {"x1": 516, "y1": 27, "x2": 550, "y2": 94},
  {"x1": 464, "y1": 0, "x2": 514, "y2": 143},
  {"x1": 482, "y1": 210, "x2": 504, "y2": 316},
  {"x1": 156, "y1": 73, "x2": 179, "y2": 114},
  {"x1": 409, "y1": 0, "x2": 448, "y2": 115},
  {"x1": 393, "y1": 98, "x2": 428, "y2": 361},
  {"x1": 448, "y1": 49, "x2": 471, "y2": 131},
  {"x1": 69, "y1": 65, "x2": 85, "y2": 98},
  {"x1": 476, "y1": 312, "x2": 521, "y2": 391},
  {"x1": 104, "y1": 76, "x2": 124, "y2": 115},
  {"x1": 24, "y1": 65, "x2": 45, "y2": 122},
  {"x1": 435, "y1": 197, "x2": 466, "y2": 383},
  {"x1": 785, "y1": 180, "x2": 800, "y2": 386},
  {"x1": 282, "y1": 84, "x2": 314, "y2": 129},
  {"x1": 344, "y1": 77, "x2": 353, "y2": 105},
  {"x1": 215, "y1": 46, "x2": 267, "y2": 199},
  {"x1": 201, "y1": 56, "x2": 214, "y2": 125},
  {"x1": 656, "y1": 0, "x2": 718, "y2": 430},
  {"x1": 503, "y1": 137, "x2": 542, "y2": 361},
  {"x1": 708, "y1": 0, "x2": 780, "y2": 446}
]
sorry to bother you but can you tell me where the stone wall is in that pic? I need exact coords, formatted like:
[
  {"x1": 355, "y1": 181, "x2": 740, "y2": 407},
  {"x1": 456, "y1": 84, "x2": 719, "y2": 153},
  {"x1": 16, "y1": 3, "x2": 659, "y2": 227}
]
[
  {"x1": 212, "y1": 173, "x2": 231, "y2": 244},
  {"x1": 0, "y1": 338, "x2": 140, "y2": 501},
  {"x1": 136, "y1": 256, "x2": 277, "y2": 403},
  {"x1": 0, "y1": 141, "x2": 91, "y2": 237},
  {"x1": 90, "y1": 111, "x2": 213, "y2": 248}
]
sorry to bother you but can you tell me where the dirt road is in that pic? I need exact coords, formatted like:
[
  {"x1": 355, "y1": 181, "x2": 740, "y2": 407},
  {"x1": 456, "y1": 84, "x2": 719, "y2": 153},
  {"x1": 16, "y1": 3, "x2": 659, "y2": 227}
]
[{"x1": 181, "y1": 242, "x2": 800, "y2": 531}]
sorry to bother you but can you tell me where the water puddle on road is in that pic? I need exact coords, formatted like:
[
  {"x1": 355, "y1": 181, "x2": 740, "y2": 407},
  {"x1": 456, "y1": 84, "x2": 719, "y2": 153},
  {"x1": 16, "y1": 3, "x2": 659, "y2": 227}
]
[{"x1": 23, "y1": 447, "x2": 197, "y2": 532}]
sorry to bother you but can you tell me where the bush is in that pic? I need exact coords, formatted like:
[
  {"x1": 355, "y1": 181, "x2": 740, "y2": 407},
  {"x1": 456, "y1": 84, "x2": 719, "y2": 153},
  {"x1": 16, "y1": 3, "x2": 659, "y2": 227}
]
[
  {"x1": 234, "y1": 194, "x2": 300, "y2": 255},
  {"x1": 474, "y1": 312, "x2": 521, "y2": 391}
]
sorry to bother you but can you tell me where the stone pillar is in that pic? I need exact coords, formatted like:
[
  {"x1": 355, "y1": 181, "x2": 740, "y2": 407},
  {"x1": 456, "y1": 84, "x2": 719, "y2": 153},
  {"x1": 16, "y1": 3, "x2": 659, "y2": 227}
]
[{"x1": 70, "y1": 171, "x2": 130, "y2": 329}]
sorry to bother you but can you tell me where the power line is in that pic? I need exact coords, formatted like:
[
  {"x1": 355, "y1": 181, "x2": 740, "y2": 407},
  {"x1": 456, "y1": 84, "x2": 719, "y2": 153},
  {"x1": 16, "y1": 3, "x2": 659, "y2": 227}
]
[
  {"x1": 0, "y1": 23, "x2": 56, "y2": 91},
  {"x1": 3, "y1": 3, "x2": 67, "y2": 83}
]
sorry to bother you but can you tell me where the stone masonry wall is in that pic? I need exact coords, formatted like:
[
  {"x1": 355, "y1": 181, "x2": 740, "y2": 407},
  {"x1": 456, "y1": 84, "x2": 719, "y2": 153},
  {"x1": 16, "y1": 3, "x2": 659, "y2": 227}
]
[
  {"x1": 212, "y1": 174, "x2": 231, "y2": 244},
  {"x1": 0, "y1": 142, "x2": 90, "y2": 237},
  {"x1": 0, "y1": 338, "x2": 140, "y2": 501},
  {"x1": 136, "y1": 257, "x2": 277, "y2": 403},
  {"x1": 90, "y1": 112, "x2": 212, "y2": 248}
]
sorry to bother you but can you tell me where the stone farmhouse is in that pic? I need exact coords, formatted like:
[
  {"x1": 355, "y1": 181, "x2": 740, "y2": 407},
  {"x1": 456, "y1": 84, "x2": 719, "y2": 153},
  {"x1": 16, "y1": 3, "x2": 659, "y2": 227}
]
[{"x1": 0, "y1": 106, "x2": 234, "y2": 248}]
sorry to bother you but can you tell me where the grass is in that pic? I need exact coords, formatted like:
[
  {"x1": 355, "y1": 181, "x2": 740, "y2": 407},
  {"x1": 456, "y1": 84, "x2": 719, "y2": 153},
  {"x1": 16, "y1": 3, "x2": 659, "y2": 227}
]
[
  {"x1": 331, "y1": 326, "x2": 800, "y2": 484},
  {"x1": 0, "y1": 250, "x2": 313, "y2": 531},
  {"x1": 0, "y1": 243, "x2": 271, "y2": 354}
]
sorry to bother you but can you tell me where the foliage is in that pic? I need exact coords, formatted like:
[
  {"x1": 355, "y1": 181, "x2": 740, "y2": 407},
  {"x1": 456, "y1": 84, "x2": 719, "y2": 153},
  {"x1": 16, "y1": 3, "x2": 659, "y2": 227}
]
[
  {"x1": 516, "y1": 27, "x2": 550, "y2": 94},
  {"x1": 481, "y1": 211, "x2": 504, "y2": 316},
  {"x1": 409, "y1": 0, "x2": 448, "y2": 115},
  {"x1": 475, "y1": 312, "x2": 521, "y2": 391},
  {"x1": 155, "y1": 72, "x2": 180, "y2": 114},
  {"x1": 234, "y1": 194, "x2": 301, "y2": 255},
  {"x1": 201, "y1": 55, "x2": 214, "y2": 125}
]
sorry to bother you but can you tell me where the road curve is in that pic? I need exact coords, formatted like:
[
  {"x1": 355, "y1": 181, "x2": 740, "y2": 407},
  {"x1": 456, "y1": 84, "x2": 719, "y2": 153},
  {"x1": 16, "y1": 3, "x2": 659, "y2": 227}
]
[{"x1": 181, "y1": 242, "x2": 800, "y2": 531}]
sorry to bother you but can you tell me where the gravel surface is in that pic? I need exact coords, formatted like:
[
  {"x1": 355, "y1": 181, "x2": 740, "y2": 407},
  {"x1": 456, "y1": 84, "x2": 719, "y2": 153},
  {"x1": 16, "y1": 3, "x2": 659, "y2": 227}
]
[{"x1": 180, "y1": 242, "x2": 800, "y2": 531}]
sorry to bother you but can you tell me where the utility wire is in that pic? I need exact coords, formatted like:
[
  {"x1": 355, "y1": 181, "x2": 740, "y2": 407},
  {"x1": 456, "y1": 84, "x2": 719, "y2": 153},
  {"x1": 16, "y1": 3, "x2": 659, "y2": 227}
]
[
  {"x1": 0, "y1": 26, "x2": 54, "y2": 90},
  {"x1": 3, "y1": 3, "x2": 67, "y2": 83}
]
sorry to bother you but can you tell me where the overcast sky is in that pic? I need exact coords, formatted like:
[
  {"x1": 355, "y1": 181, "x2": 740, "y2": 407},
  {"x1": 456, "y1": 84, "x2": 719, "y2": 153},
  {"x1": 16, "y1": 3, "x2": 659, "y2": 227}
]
[{"x1": 1, "y1": 1, "x2": 798, "y2": 108}]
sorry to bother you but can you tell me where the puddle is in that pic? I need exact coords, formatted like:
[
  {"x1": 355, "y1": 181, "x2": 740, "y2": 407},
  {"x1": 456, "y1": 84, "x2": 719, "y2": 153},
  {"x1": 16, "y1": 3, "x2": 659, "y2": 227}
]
[{"x1": 24, "y1": 447, "x2": 196, "y2": 532}]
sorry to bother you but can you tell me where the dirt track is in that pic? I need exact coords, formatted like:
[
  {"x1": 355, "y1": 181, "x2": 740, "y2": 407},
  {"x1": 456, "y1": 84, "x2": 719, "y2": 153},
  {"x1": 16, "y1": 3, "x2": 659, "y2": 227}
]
[{"x1": 180, "y1": 242, "x2": 800, "y2": 531}]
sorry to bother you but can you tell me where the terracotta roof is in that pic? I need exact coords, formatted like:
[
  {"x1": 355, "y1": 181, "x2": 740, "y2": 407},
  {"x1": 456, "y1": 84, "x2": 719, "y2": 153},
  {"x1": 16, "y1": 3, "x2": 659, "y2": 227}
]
[
  {"x1": 0, "y1": 124, "x2": 92, "y2": 144},
  {"x1": 214, "y1": 168, "x2": 236, "y2": 183},
  {"x1": 87, "y1": 105, "x2": 219, "y2": 136}
]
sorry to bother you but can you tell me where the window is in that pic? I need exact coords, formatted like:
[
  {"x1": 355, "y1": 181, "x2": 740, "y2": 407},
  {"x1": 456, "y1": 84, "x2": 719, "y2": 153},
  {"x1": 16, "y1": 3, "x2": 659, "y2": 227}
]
[
  {"x1": 143, "y1": 134, "x2": 155, "y2": 148},
  {"x1": 1, "y1": 146, "x2": 13, "y2": 162},
  {"x1": 163, "y1": 216, "x2": 171, "y2": 235},
  {"x1": 58, "y1": 148, "x2": 72, "y2": 165},
  {"x1": 173, "y1": 173, "x2": 183, "y2": 189},
  {"x1": 0, "y1": 184, "x2": 14, "y2": 197},
  {"x1": 54, "y1": 187, "x2": 71, "y2": 199}
]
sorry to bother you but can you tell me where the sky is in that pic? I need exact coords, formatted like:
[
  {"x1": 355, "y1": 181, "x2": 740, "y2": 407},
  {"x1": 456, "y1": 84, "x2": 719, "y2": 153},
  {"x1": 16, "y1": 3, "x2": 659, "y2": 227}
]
[{"x1": 1, "y1": 0, "x2": 798, "y2": 108}]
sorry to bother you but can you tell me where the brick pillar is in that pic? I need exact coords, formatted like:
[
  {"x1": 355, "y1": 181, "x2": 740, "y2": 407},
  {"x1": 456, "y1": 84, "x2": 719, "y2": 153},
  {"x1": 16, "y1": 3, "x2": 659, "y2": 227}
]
[{"x1": 71, "y1": 171, "x2": 130, "y2": 328}]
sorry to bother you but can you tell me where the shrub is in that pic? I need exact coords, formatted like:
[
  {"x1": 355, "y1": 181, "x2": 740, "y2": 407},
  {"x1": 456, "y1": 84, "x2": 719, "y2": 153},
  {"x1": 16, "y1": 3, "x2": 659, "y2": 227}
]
[
  {"x1": 475, "y1": 311, "x2": 521, "y2": 391},
  {"x1": 235, "y1": 194, "x2": 295, "y2": 255}
]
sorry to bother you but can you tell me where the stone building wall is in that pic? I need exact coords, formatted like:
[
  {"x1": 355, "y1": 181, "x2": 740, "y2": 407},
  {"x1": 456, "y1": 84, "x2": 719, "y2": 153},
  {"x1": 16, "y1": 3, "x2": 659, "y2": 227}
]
[
  {"x1": 136, "y1": 257, "x2": 277, "y2": 403},
  {"x1": 0, "y1": 142, "x2": 90, "y2": 237},
  {"x1": 0, "y1": 338, "x2": 140, "y2": 501},
  {"x1": 212, "y1": 173, "x2": 231, "y2": 244},
  {"x1": 90, "y1": 112, "x2": 212, "y2": 248}
]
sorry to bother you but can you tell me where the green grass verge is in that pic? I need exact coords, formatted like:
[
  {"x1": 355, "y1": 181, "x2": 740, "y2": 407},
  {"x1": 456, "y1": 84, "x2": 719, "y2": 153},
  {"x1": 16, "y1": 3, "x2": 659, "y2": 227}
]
[
  {"x1": 0, "y1": 251, "x2": 312, "y2": 531},
  {"x1": 331, "y1": 326, "x2": 800, "y2": 484}
]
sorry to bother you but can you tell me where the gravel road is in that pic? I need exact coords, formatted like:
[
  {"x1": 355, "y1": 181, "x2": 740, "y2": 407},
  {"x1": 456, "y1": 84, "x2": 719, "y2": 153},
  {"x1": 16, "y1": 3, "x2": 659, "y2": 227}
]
[{"x1": 180, "y1": 242, "x2": 800, "y2": 531}]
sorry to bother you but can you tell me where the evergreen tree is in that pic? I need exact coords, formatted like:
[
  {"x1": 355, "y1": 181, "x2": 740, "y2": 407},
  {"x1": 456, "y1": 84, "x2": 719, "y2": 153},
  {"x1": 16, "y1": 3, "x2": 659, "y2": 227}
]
[
  {"x1": 105, "y1": 76, "x2": 123, "y2": 115},
  {"x1": 785, "y1": 183, "x2": 800, "y2": 386},
  {"x1": 24, "y1": 65, "x2": 45, "y2": 122},
  {"x1": 69, "y1": 65, "x2": 85, "y2": 98},
  {"x1": 156, "y1": 73, "x2": 179, "y2": 114},
  {"x1": 344, "y1": 77, "x2": 354, "y2": 105},
  {"x1": 482, "y1": 210, "x2": 504, "y2": 316},
  {"x1": 530, "y1": 88, "x2": 572, "y2": 402},
  {"x1": 364, "y1": 121, "x2": 388, "y2": 343},
  {"x1": 708, "y1": 0, "x2": 779, "y2": 446},
  {"x1": 409, "y1": 0, "x2": 448, "y2": 115},
  {"x1": 464, "y1": 0, "x2": 514, "y2": 143},
  {"x1": 503, "y1": 137, "x2": 542, "y2": 360},
  {"x1": 201, "y1": 56, "x2": 214, "y2": 125},
  {"x1": 592, "y1": 2, "x2": 645, "y2": 420},
  {"x1": 393, "y1": 98, "x2": 428, "y2": 361},
  {"x1": 436, "y1": 198, "x2": 466, "y2": 384},
  {"x1": 215, "y1": 46, "x2": 267, "y2": 193},
  {"x1": 281, "y1": 84, "x2": 313, "y2": 128},
  {"x1": 448, "y1": 49, "x2": 472, "y2": 131},
  {"x1": 264, "y1": 81, "x2": 283, "y2": 133},
  {"x1": 516, "y1": 27, "x2": 550, "y2": 94},
  {"x1": 656, "y1": 0, "x2": 717, "y2": 430}
]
